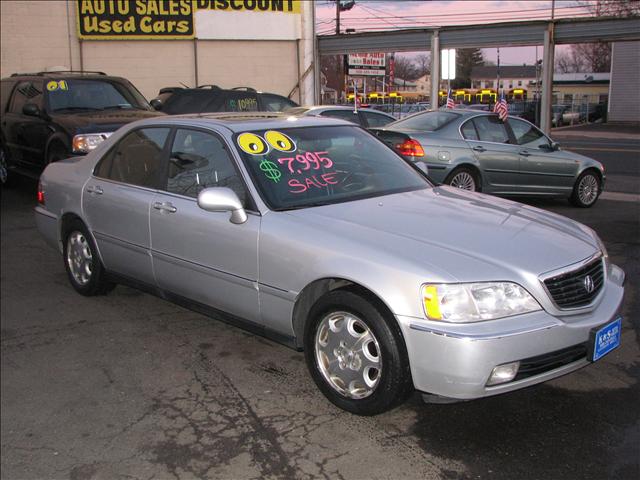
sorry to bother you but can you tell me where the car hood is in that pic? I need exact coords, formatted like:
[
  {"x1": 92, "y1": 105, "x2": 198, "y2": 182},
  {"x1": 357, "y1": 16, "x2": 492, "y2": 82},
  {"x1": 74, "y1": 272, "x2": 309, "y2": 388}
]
[
  {"x1": 50, "y1": 109, "x2": 163, "y2": 134},
  {"x1": 284, "y1": 186, "x2": 599, "y2": 281}
]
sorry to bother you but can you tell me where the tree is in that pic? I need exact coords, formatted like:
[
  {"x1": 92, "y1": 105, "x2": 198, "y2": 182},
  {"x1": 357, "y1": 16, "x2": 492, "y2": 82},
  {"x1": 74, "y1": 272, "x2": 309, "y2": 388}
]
[
  {"x1": 414, "y1": 54, "x2": 431, "y2": 77},
  {"x1": 578, "y1": 0, "x2": 640, "y2": 16},
  {"x1": 554, "y1": 43, "x2": 611, "y2": 73},
  {"x1": 452, "y1": 48, "x2": 484, "y2": 89},
  {"x1": 392, "y1": 55, "x2": 422, "y2": 81},
  {"x1": 320, "y1": 55, "x2": 344, "y2": 92}
]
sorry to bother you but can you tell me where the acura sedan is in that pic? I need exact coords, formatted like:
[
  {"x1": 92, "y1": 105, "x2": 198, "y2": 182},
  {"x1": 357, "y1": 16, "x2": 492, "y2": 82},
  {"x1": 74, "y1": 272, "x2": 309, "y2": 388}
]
[
  {"x1": 35, "y1": 113, "x2": 624, "y2": 415},
  {"x1": 374, "y1": 110, "x2": 605, "y2": 207}
]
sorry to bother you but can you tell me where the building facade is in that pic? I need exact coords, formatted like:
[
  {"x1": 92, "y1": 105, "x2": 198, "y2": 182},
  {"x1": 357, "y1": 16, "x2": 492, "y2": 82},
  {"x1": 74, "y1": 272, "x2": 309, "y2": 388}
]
[{"x1": 0, "y1": 0, "x2": 316, "y2": 103}]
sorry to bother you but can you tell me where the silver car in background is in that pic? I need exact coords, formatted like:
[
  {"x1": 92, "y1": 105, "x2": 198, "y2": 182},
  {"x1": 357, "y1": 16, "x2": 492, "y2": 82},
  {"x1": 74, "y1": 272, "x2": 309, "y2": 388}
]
[
  {"x1": 35, "y1": 114, "x2": 624, "y2": 415},
  {"x1": 374, "y1": 109, "x2": 605, "y2": 207}
]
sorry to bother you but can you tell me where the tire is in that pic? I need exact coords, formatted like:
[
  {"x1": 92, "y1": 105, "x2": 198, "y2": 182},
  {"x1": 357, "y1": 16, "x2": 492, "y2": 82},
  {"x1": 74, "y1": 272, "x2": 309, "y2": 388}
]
[
  {"x1": 445, "y1": 166, "x2": 480, "y2": 192},
  {"x1": 0, "y1": 144, "x2": 15, "y2": 188},
  {"x1": 46, "y1": 142, "x2": 68, "y2": 165},
  {"x1": 62, "y1": 219, "x2": 115, "y2": 296},
  {"x1": 304, "y1": 290, "x2": 413, "y2": 415},
  {"x1": 570, "y1": 170, "x2": 601, "y2": 208}
]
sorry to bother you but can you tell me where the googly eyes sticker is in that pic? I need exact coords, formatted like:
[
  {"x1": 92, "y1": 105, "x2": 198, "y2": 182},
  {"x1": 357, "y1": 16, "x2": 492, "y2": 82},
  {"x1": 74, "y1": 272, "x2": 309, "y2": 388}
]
[
  {"x1": 237, "y1": 132, "x2": 268, "y2": 155},
  {"x1": 237, "y1": 131, "x2": 297, "y2": 155},
  {"x1": 265, "y1": 131, "x2": 296, "y2": 152}
]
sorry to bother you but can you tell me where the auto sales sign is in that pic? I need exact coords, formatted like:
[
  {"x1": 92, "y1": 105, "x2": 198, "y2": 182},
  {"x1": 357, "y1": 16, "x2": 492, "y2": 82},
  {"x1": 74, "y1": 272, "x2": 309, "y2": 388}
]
[
  {"x1": 347, "y1": 53, "x2": 386, "y2": 76},
  {"x1": 77, "y1": 0, "x2": 301, "y2": 40}
]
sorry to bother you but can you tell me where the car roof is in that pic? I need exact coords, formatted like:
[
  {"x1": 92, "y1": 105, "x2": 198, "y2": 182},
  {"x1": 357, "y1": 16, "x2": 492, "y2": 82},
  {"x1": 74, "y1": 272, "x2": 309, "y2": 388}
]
[
  {"x1": 140, "y1": 111, "x2": 356, "y2": 132},
  {"x1": 3, "y1": 72, "x2": 128, "y2": 82}
]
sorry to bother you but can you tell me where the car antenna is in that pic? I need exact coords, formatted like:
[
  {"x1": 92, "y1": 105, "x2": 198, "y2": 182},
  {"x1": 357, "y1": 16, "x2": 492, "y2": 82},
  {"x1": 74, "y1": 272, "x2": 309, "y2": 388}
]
[{"x1": 179, "y1": 82, "x2": 190, "y2": 88}]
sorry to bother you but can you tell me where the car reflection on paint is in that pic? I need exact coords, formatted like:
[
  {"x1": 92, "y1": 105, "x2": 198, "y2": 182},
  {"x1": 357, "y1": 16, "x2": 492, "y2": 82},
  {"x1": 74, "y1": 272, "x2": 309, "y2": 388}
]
[
  {"x1": 373, "y1": 109, "x2": 605, "y2": 207},
  {"x1": 35, "y1": 113, "x2": 624, "y2": 415}
]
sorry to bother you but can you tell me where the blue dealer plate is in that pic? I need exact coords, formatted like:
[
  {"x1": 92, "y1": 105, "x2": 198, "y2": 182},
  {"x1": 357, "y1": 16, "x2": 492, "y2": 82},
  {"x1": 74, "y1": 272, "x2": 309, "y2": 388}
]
[{"x1": 590, "y1": 317, "x2": 622, "y2": 362}]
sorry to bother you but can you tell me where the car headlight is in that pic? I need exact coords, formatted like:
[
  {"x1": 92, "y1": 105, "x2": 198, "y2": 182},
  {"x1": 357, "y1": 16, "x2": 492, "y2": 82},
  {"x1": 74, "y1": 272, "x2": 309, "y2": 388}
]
[
  {"x1": 72, "y1": 133, "x2": 112, "y2": 154},
  {"x1": 422, "y1": 282, "x2": 541, "y2": 323}
]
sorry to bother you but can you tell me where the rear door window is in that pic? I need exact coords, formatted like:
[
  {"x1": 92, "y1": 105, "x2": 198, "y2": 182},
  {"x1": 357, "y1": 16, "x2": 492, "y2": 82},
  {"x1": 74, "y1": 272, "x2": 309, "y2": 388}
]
[
  {"x1": 9, "y1": 81, "x2": 44, "y2": 113},
  {"x1": 94, "y1": 128, "x2": 170, "y2": 188},
  {"x1": 471, "y1": 115, "x2": 510, "y2": 143}
]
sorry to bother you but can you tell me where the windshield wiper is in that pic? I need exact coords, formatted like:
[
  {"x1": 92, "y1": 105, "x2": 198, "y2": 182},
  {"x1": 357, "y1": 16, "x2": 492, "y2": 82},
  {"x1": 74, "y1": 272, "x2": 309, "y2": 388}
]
[
  {"x1": 102, "y1": 104, "x2": 139, "y2": 110},
  {"x1": 276, "y1": 201, "x2": 333, "y2": 211}
]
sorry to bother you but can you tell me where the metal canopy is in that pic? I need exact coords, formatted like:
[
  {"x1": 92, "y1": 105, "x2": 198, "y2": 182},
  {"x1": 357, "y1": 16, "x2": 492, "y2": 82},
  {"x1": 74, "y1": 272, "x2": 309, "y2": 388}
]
[{"x1": 317, "y1": 17, "x2": 640, "y2": 55}]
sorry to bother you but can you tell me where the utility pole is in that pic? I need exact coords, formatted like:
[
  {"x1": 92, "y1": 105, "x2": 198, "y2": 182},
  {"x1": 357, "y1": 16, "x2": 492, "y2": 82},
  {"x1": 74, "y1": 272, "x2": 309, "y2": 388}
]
[{"x1": 336, "y1": 0, "x2": 340, "y2": 34}]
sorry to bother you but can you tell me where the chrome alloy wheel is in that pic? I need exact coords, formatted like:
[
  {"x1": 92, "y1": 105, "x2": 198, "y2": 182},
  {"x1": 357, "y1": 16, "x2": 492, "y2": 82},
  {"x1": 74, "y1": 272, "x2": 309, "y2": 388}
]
[
  {"x1": 315, "y1": 312, "x2": 382, "y2": 399},
  {"x1": 66, "y1": 231, "x2": 93, "y2": 285},
  {"x1": 578, "y1": 174, "x2": 599, "y2": 206},
  {"x1": 449, "y1": 171, "x2": 476, "y2": 191},
  {"x1": 0, "y1": 148, "x2": 8, "y2": 185}
]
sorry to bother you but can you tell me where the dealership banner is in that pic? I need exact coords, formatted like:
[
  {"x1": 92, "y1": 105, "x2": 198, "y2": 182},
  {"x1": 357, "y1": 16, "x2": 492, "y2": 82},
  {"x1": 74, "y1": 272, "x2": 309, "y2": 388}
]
[
  {"x1": 77, "y1": 0, "x2": 301, "y2": 40},
  {"x1": 347, "y1": 53, "x2": 386, "y2": 76}
]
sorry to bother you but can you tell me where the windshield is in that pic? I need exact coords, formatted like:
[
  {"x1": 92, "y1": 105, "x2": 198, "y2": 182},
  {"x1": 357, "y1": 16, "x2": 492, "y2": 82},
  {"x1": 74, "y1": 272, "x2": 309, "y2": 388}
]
[
  {"x1": 236, "y1": 125, "x2": 430, "y2": 210},
  {"x1": 390, "y1": 110, "x2": 459, "y2": 131},
  {"x1": 47, "y1": 79, "x2": 151, "y2": 112}
]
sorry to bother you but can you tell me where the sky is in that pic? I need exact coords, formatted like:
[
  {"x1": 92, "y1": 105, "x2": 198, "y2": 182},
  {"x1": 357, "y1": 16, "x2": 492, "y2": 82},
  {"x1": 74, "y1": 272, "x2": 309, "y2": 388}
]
[{"x1": 315, "y1": 0, "x2": 598, "y2": 64}]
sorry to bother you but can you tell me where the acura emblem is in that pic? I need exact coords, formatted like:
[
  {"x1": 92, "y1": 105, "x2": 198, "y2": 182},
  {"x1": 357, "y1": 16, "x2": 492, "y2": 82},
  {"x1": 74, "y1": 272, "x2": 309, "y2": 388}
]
[{"x1": 583, "y1": 275, "x2": 595, "y2": 293}]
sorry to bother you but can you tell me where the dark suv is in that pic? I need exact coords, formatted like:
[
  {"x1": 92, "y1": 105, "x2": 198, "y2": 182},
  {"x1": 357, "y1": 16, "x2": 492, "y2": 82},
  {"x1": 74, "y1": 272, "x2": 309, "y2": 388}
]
[
  {"x1": 150, "y1": 85, "x2": 298, "y2": 115},
  {"x1": 0, "y1": 71, "x2": 162, "y2": 185}
]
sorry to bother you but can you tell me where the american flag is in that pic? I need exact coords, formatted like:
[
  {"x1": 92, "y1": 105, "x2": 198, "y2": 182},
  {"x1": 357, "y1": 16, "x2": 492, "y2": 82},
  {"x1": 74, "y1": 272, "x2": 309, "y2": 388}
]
[
  {"x1": 446, "y1": 89, "x2": 455, "y2": 109},
  {"x1": 493, "y1": 91, "x2": 508, "y2": 121}
]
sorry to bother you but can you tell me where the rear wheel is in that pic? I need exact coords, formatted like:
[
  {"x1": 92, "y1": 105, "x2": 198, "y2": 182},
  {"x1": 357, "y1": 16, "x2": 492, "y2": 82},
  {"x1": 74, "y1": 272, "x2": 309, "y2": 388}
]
[
  {"x1": 570, "y1": 170, "x2": 601, "y2": 208},
  {"x1": 63, "y1": 220, "x2": 115, "y2": 296},
  {"x1": 304, "y1": 290, "x2": 413, "y2": 415},
  {"x1": 445, "y1": 167, "x2": 480, "y2": 192}
]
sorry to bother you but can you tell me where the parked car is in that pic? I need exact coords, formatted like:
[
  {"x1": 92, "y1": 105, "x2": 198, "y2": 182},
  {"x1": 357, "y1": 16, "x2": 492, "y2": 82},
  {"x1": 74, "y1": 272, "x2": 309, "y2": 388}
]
[
  {"x1": 507, "y1": 101, "x2": 538, "y2": 124},
  {"x1": 286, "y1": 105, "x2": 396, "y2": 128},
  {"x1": 150, "y1": 85, "x2": 298, "y2": 114},
  {"x1": 0, "y1": 71, "x2": 162, "y2": 186},
  {"x1": 374, "y1": 110, "x2": 605, "y2": 207},
  {"x1": 35, "y1": 113, "x2": 624, "y2": 415}
]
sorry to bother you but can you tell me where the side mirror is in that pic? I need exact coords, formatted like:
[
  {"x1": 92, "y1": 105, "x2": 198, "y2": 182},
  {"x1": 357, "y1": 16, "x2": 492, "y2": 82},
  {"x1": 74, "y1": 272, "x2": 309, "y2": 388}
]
[
  {"x1": 197, "y1": 187, "x2": 247, "y2": 224},
  {"x1": 150, "y1": 98, "x2": 163, "y2": 111},
  {"x1": 23, "y1": 103, "x2": 41, "y2": 117}
]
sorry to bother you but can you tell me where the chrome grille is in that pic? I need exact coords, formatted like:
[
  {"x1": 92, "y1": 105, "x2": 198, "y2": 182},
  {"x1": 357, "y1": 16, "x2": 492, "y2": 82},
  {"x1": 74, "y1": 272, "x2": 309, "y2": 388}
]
[{"x1": 543, "y1": 257, "x2": 604, "y2": 309}]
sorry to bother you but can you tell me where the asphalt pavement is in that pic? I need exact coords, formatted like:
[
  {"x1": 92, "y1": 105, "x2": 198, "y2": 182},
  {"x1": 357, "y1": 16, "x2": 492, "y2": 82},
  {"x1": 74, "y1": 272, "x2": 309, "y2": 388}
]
[{"x1": 1, "y1": 133, "x2": 639, "y2": 479}]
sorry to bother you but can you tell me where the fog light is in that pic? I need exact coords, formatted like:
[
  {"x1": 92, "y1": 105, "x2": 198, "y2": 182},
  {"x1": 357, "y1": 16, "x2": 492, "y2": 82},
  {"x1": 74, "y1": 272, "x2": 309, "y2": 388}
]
[{"x1": 486, "y1": 361, "x2": 520, "y2": 386}]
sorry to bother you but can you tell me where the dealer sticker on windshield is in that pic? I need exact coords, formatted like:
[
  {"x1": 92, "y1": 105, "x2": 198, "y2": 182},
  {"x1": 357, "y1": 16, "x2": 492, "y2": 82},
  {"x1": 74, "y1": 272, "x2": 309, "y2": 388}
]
[{"x1": 590, "y1": 316, "x2": 622, "y2": 362}]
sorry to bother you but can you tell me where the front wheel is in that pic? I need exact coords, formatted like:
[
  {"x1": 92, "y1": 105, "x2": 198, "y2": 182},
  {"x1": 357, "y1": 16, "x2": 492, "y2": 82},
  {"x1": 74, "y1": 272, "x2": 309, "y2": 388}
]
[
  {"x1": 304, "y1": 290, "x2": 413, "y2": 415},
  {"x1": 445, "y1": 167, "x2": 480, "y2": 192},
  {"x1": 46, "y1": 143, "x2": 68, "y2": 165},
  {"x1": 63, "y1": 220, "x2": 115, "y2": 296},
  {"x1": 570, "y1": 170, "x2": 601, "y2": 208}
]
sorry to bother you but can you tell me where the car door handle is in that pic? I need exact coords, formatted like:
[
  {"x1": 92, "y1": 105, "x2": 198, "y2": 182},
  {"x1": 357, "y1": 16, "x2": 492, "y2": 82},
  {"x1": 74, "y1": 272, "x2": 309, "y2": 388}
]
[
  {"x1": 86, "y1": 185, "x2": 103, "y2": 195},
  {"x1": 153, "y1": 201, "x2": 177, "y2": 213},
  {"x1": 519, "y1": 150, "x2": 531, "y2": 157},
  {"x1": 472, "y1": 146, "x2": 486, "y2": 152}
]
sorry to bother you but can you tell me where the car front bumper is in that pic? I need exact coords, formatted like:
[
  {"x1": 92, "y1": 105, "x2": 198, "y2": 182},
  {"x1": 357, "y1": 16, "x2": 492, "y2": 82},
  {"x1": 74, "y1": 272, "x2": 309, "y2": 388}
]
[{"x1": 396, "y1": 265, "x2": 625, "y2": 399}]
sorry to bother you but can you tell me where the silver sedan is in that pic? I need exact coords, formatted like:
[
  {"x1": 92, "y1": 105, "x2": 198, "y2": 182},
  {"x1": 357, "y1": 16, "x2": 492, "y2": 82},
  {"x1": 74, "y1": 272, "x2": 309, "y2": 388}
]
[
  {"x1": 35, "y1": 114, "x2": 624, "y2": 415},
  {"x1": 374, "y1": 109, "x2": 605, "y2": 207}
]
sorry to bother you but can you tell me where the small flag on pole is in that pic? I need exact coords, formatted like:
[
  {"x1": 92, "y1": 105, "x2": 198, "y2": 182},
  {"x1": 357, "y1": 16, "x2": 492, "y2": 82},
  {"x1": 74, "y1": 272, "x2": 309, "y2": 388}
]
[
  {"x1": 493, "y1": 91, "x2": 508, "y2": 121},
  {"x1": 446, "y1": 89, "x2": 455, "y2": 109}
]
